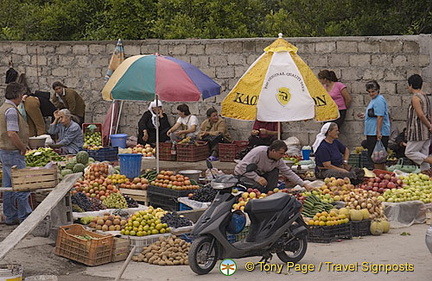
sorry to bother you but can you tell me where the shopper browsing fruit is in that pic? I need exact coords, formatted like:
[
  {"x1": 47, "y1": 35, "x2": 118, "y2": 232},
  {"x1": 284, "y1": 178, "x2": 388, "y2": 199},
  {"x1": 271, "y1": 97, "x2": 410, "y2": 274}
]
[
  {"x1": 234, "y1": 140, "x2": 313, "y2": 193},
  {"x1": 404, "y1": 74, "x2": 432, "y2": 170},
  {"x1": 313, "y1": 122, "x2": 364, "y2": 184},
  {"x1": 48, "y1": 109, "x2": 83, "y2": 154}
]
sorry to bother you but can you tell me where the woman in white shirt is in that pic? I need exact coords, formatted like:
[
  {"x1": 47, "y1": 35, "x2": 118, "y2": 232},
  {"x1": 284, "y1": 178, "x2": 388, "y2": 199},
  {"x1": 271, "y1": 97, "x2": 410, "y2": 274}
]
[{"x1": 167, "y1": 104, "x2": 198, "y2": 142}]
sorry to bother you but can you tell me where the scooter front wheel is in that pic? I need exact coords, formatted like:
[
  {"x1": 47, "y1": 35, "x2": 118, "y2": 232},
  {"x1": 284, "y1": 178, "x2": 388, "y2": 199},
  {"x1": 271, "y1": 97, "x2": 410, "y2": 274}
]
[
  {"x1": 188, "y1": 236, "x2": 219, "y2": 275},
  {"x1": 276, "y1": 235, "x2": 307, "y2": 263}
]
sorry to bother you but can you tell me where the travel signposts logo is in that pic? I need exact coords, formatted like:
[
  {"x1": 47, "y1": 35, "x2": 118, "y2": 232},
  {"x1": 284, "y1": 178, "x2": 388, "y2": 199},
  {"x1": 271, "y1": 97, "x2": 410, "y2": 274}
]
[{"x1": 220, "y1": 259, "x2": 237, "y2": 276}]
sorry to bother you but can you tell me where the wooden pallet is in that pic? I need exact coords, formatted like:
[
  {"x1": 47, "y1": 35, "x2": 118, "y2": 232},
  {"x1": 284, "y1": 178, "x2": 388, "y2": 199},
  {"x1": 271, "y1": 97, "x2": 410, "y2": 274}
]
[{"x1": 119, "y1": 188, "x2": 147, "y2": 205}]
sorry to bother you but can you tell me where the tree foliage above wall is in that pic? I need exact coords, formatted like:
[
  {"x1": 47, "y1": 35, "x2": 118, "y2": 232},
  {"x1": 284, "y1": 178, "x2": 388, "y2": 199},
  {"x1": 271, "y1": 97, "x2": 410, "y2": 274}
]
[{"x1": 1, "y1": 0, "x2": 431, "y2": 40}]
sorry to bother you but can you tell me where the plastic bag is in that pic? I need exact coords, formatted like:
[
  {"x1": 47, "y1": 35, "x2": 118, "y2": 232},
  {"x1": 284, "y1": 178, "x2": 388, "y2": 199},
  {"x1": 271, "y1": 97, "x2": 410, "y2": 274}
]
[{"x1": 371, "y1": 140, "x2": 388, "y2": 163}]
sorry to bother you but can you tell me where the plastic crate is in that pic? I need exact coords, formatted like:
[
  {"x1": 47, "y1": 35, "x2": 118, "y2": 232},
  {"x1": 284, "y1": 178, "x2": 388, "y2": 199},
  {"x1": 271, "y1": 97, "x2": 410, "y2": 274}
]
[
  {"x1": 86, "y1": 147, "x2": 118, "y2": 162},
  {"x1": 351, "y1": 220, "x2": 371, "y2": 236},
  {"x1": 361, "y1": 150, "x2": 374, "y2": 169},
  {"x1": 348, "y1": 154, "x2": 361, "y2": 168},
  {"x1": 148, "y1": 193, "x2": 181, "y2": 211},
  {"x1": 219, "y1": 141, "x2": 249, "y2": 162},
  {"x1": 158, "y1": 142, "x2": 175, "y2": 161},
  {"x1": 176, "y1": 142, "x2": 209, "y2": 162},
  {"x1": 179, "y1": 202, "x2": 192, "y2": 211},
  {"x1": 55, "y1": 224, "x2": 114, "y2": 266},
  {"x1": 235, "y1": 226, "x2": 249, "y2": 242},
  {"x1": 147, "y1": 185, "x2": 199, "y2": 198},
  {"x1": 307, "y1": 223, "x2": 352, "y2": 243},
  {"x1": 82, "y1": 123, "x2": 105, "y2": 146},
  {"x1": 119, "y1": 154, "x2": 143, "y2": 178}
]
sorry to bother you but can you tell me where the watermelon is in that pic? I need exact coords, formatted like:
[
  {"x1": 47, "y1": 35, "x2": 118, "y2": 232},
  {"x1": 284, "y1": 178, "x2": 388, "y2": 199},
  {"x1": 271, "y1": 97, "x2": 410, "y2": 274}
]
[
  {"x1": 76, "y1": 151, "x2": 89, "y2": 164},
  {"x1": 61, "y1": 169, "x2": 73, "y2": 176},
  {"x1": 65, "y1": 162, "x2": 75, "y2": 170},
  {"x1": 73, "y1": 163, "x2": 86, "y2": 173}
]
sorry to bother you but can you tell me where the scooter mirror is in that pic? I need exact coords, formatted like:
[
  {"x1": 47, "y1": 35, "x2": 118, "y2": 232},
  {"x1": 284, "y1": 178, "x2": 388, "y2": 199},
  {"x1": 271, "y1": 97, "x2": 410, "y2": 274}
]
[{"x1": 245, "y1": 163, "x2": 258, "y2": 173}]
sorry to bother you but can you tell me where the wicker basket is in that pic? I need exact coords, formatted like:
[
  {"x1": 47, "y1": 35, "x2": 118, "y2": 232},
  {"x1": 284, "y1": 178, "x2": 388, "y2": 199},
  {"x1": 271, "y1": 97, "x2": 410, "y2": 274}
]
[
  {"x1": 176, "y1": 142, "x2": 209, "y2": 162},
  {"x1": 219, "y1": 141, "x2": 249, "y2": 162}
]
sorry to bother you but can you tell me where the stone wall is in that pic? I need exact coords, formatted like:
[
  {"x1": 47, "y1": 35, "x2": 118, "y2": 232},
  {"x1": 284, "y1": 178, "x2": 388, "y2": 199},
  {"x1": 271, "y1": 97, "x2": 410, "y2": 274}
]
[{"x1": 0, "y1": 35, "x2": 431, "y2": 150}]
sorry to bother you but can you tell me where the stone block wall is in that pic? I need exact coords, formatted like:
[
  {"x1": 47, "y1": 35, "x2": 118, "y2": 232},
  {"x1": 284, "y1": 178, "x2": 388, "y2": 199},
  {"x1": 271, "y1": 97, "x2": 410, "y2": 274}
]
[{"x1": 0, "y1": 35, "x2": 431, "y2": 150}]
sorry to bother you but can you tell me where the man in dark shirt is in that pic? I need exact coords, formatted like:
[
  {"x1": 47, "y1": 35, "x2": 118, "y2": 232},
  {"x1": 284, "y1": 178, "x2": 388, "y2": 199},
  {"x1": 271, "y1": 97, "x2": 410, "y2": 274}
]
[{"x1": 23, "y1": 91, "x2": 57, "y2": 136}]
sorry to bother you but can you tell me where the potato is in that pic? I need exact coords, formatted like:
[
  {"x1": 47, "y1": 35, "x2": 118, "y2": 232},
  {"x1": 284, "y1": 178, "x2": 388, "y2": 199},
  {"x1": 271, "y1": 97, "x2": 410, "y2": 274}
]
[
  {"x1": 145, "y1": 252, "x2": 153, "y2": 259},
  {"x1": 166, "y1": 260, "x2": 173, "y2": 265},
  {"x1": 132, "y1": 256, "x2": 139, "y2": 262},
  {"x1": 158, "y1": 261, "x2": 166, "y2": 266},
  {"x1": 173, "y1": 260, "x2": 180, "y2": 265}
]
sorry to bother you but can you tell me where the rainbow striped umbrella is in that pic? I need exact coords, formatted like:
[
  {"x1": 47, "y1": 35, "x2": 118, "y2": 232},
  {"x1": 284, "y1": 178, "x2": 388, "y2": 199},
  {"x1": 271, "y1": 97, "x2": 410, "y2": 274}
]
[{"x1": 102, "y1": 54, "x2": 220, "y2": 102}]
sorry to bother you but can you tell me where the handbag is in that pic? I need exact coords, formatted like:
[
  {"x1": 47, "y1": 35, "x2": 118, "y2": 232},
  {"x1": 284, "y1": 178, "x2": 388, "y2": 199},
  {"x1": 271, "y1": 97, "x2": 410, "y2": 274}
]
[{"x1": 371, "y1": 140, "x2": 388, "y2": 164}]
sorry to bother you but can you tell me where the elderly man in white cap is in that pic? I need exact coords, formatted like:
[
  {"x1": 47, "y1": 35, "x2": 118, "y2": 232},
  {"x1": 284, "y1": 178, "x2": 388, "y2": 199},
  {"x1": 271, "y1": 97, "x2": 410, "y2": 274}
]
[
  {"x1": 137, "y1": 100, "x2": 171, "y2": 146},
  {"x1": 313, "y1": 122, "x2": 364, "y2": 184}
]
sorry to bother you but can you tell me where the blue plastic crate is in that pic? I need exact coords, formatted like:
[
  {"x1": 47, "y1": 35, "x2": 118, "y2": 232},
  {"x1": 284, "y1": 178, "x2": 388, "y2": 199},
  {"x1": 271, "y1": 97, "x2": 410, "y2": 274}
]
[
  {"x1": 86, "y1": 147, "x2": 118, "y2": 162},
  {"x1": 179, "y1": 202, "x2": 192, "y2": 211}
]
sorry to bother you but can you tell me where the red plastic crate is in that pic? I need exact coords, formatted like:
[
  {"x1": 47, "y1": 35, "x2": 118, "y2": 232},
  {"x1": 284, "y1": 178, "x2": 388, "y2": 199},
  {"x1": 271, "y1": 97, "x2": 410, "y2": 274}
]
[
  {"x1": 82, "y1": 123, "x2": 105, "y2": 146},
  {"x1": 219, "y1": 141, "x2": 249, "y2": 162},
  {"x1": 176, "y1": 142, "x2": 209, "y2": 162},
  {"x1": 158, "y1": 142, "x2": 175, "y2": 161}
]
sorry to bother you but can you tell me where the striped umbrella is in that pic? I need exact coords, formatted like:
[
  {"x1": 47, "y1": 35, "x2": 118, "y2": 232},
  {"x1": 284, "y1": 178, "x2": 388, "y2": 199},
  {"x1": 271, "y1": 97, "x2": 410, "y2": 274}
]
[{"x1": 102, "y1": 54, "x2": 220, "y2": 102}]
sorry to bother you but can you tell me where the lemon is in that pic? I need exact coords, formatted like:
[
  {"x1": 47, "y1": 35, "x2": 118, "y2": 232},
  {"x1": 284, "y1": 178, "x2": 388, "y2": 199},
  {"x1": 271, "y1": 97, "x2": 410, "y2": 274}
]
[
  {"x1": 151, "y1": 229, "x2": 159, "y2": 235},
  {"x1": 129, "y1": 230, "x2": 136, "y2": 236},
  {"x1": 155, "y1": 223, "x2": 163, "y2": 230}
]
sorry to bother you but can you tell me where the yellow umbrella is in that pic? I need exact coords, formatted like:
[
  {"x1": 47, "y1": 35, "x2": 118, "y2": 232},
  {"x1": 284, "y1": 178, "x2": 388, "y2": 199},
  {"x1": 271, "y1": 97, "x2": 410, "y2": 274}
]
[{"x1": 221, "y1": 34, "x2": 339, "y2": 122}]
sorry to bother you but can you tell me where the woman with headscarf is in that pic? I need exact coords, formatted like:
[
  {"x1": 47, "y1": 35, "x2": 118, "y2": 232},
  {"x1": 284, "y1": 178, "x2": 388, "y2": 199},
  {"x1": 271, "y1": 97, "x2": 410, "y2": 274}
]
[
  {"x1": 313, "y1": 122, "x2": 364, "y2": 184},
  {"x1": 137, "y1": 100, "x2": 171, "y2": 146},
  {"x1": 51, "y1": 81, "x2": 86, "y2": 126}
]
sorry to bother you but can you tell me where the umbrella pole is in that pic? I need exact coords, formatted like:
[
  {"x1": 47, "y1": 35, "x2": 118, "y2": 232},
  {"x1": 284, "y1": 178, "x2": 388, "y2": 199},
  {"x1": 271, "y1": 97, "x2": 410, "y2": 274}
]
[
  {"x1": 278, "y1": 122, "x2": 281, "y2": 140},
  {"x1": 155, "y1": 95, "x2": 160, "y2": 173},
  {"x1": 109, "y1": 100, "x2": 115, "y2": 144},
  {"x1": 115, "y1": 100, "x2": 124, "y2": 134}
]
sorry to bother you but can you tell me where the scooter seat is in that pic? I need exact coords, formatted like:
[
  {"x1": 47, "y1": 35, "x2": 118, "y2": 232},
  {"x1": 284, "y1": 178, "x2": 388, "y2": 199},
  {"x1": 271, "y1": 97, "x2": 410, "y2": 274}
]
[{"x1": 245, "y1": 192, "x2": 292, "y2": 213}]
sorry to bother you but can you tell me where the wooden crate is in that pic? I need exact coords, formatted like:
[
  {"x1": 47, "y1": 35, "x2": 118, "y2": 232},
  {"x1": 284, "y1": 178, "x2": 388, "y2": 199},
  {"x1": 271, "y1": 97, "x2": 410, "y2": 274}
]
[
  {"x1": 119, "y1": 188, "x2": 148, "y2": 205},
  {"x1": 111, "y1": 237, "x2": 130, "y2": 262},
  {"x1": 12, "y1": 165, "x2": 58, "y2": 192}
]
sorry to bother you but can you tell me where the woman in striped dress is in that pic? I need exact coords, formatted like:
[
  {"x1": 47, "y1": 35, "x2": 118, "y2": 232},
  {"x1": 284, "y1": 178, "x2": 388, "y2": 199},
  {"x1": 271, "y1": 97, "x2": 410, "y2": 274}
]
[{"x1": 405, "y1": 74, "x2": 432, "y2": 170}]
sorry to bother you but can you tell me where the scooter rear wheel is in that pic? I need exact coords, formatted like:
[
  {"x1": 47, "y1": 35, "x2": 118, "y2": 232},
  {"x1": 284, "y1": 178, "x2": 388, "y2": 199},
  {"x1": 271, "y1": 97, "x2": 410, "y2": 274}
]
[
  {"x1": 188, "y1": 236, "x2": 219, "y2": 275},
  {"x1": 276, "y1": 235, "x2": 307, "y2": 263}
]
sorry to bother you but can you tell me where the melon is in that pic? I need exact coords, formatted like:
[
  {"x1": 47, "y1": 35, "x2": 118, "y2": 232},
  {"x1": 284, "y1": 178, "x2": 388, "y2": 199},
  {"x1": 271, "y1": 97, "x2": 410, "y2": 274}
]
[
  {"x1": 76, "y1": 151, "x2": 90, "y2": 164},
  {"x1": 65, "y1": 162, "x2": 75, "y2": 170},
  {"x1": 61, "y1": 169, "x2": 73, "y2": 176},
  {"x1": 339, "y1": 207, "x2": 350, "y2": 218},
  {"x1": 360, "y1": 209, "x2": 370, "y2": 220},
  {"x1": 349, "y1": 209, "x2": 363, "y2": 221},
  {"x1": 73, "y1": 163, "x2": 86, "y2": 173},
  {"x1": 381, "y1": 220, "x2": 390, "y2": 233},
  {"x1": 370, "y1": 220, "x2": 384, "y2": 235}
]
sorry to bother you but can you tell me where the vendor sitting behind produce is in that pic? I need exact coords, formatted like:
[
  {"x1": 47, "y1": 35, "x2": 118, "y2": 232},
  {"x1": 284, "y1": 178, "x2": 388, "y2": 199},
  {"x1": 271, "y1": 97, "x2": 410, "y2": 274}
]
[
  {"x1": 48, "y1": 109, "x2": 83, "y2": 154},
  {"x1": 198, "y1": 107, "x2": 231, "y2": 161},
  {"x1": 234, "y1": 140, "x2": 313, "y2": 193},
  {"x1": 167, "y1": 104, "x2": 199, "y2": 143},
  {"x1": 313, "y1": 122, "x2": 364, "y2": 184},
  {"x1": 248, "y1": 120, "x2": 281, "y2": 148}
]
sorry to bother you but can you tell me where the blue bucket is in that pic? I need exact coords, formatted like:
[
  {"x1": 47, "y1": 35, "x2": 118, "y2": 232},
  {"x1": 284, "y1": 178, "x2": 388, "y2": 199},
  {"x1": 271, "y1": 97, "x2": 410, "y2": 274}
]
[
  {"x1": 110, "y1": 134, "x2": 128, "y2": 148},
  {"x1": 119, "y1": 154, "x2": 143, "y2": 178}
]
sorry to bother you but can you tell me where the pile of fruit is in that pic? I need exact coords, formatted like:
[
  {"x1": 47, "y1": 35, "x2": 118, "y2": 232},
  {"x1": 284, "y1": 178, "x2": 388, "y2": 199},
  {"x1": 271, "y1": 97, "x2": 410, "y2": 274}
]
[
  {"x1": 120, "y1": 144, "x2": 156, "y2": 157},
  {"x1": 120, "y1": 207, "x2": 170, "y2": 236},
  {"x1": 133, "y1": 235, "x2": 190, "y2": 265},
  {"x1": 150, "y1": 170, "x2": 200, "y2": 190},
  {"x1": 102, "y1": 192, "x2": 128, "y2": 209},
  {"x1": 343, "y1": 189, "x2": 384, "y2": 220},
  {"x1": 59, "y1": 151, "x2": 94, "y2": 179},
  {"x1": 25, "y1": 147, "x2": 64, "y2": 167},
  {"x1": 306, "y1": 209, "x2": 349, "y2": 226},
  {"x1": 358, "y1": 172, "x2": 403, "y2": 193},
  {"x1": 232, "y1": 188, "x2": 267, "y2": 211},
  {"x1": 188, "y1": 186, "x2": 217, "y2": 202},
  {"x1": 382, "y1": 173, "x2": 432, "y2": 203},
  {"x1": 71, "y1": 162, "x2": 121, "y2": 202},
  {"x1": 72, "y1": 192, "x2": 106, "y2": 212},
  {"x1": 161, "y1": 212, "x2": 193, "y2": 228},
  {"x1": 83, "y1": 125, "x2": 102, "y2": 148},
  {"x1": 85, "y1": 213, "x2": 127, "y2": 232}
]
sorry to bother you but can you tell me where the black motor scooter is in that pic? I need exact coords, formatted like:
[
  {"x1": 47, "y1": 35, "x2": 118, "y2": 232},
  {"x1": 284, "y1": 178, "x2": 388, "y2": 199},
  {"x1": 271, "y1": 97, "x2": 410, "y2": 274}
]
[{"x1": 188, "y1": 162, "x2": 308, "y2": 275}]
